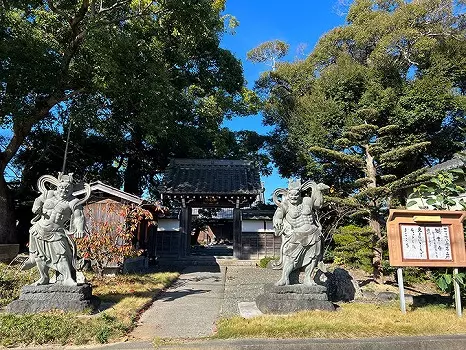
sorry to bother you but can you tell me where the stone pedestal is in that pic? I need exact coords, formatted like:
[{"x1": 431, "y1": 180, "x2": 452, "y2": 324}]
[
  {"x1": 6, "y1": 283, "x2": 98, "y2": 314},
  {"x1": 255, "y1": 283, "x2": 335, "y2": 314}
]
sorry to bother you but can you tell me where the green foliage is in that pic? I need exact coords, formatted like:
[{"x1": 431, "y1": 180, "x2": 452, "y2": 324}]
[
  {"x1": 332, "y1": 225, "x2": 374, "y2": 272},
  {"x1": 408, "y1": 169, "x2": 466, "y2": 210},
  {"x1": 381, "y1": 262, "x2": 430, "y2": 286},
  {"x1": 258, "y1": 256, "x2": 278, "y2": 268},
  {"x1": 247, "y1": 40, "x2": 290, "y2": 70},
  {"x1": 433, "y1": 269, "x2": 466, "y2": 296},
  {"x1": 258, "y1": 0, "x2": 466, "y2": 189},
  {"x1": 1, "y1": 0, "x2": 266, "y2": 242},
  {"x1": 255, "y1": 0, "x2": 466, "y2": 277}
]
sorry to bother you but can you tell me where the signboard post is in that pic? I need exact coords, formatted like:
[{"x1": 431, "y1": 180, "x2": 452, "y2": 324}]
[{"x1": 387, "y1": 210, "x2": 466, "y2": 316}]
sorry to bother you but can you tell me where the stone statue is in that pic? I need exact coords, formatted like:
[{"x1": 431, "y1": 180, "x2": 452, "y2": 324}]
[
  {"x1": 272, "y1": 179, "x2": 329, "y2": 286},
  {"x1": 23, "y1": 173, "x2": 90, "y2": 286}
]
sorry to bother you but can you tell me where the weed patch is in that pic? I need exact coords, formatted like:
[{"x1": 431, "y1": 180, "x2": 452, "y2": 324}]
[
  {"x1": 0, "y1": 267, "x2": 179, "y2": 346},
  {"x1": 215, "y1": 303, "x2": 466, "y2": 339}
]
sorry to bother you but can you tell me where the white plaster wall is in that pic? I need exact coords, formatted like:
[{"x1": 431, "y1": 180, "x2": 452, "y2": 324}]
[
  {"x1": 157, "y1": 219, "x2": 180, "y2": 231},
  {"x1": 242, "y1": 219, "x2": 274, "y2": 233}
]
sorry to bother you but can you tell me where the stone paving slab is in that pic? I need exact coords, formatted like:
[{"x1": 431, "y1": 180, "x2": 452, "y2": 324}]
[
  {"x1": 129, "y1": 265, "x2": 226, "y2": 340},
  {"x1": 220, "y1": 266, "x2": 281, "y2": 318},
  {"x1": 237, "y1": 301, "x2": 262, "y2": 318}
]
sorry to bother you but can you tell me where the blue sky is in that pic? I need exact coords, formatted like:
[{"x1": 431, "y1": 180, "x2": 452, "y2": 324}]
[{"x1": 220, "y1": 1, "x2": 348, "y2": 202}]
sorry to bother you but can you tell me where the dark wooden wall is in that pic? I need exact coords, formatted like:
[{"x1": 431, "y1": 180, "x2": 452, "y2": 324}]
[{"x1": 240, "y1": 232, "x2": 281, "y2": 259}]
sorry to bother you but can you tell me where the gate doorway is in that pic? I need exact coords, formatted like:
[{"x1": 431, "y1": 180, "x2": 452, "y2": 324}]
[
  {"x1": 190, "y1": 208, "x2": 234, "y2": 257},
  {"x1": 158, "y1": 159, "x2": 263, "y2": 259}
]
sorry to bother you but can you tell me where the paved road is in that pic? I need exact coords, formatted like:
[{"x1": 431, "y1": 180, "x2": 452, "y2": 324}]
[{"x1": 21, "y1": 335, "x2": 466, "y2": 350}]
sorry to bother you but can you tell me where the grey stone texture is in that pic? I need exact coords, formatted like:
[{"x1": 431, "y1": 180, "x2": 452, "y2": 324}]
[
  {"x1": 154, "y1": 335, "x2": 466, "y2": 350},
  {"x1": 6, "y1": 283, "x2": 97, "y2": 314},
  {"x1": 271, "y1": 179, "x2": 329, "y2": 286},
  {"x1": 130, "y1": 265, "x2": 225, "y2": 340},
  {"x1": 220, "y1": 265, "x2": 281, "y2": 318},
  {"x1": 26, "y1": 173, "x2": 90, "y2": 286},
  {"x1": 255, "y1": 283, "x2": 335, "y2": 314}
]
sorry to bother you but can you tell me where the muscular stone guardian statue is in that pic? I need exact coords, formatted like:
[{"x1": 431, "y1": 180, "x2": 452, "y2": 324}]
[
  {"x1": 272, "y1": 179, "x2": 329, "y2": 286},
  {"x1": 24, "y1": 173, "x2": 90, "y2": 286}
]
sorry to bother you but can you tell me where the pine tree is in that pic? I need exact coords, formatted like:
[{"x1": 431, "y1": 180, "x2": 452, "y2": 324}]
[
  {"x1": 310, "y1": 110, "x2": 431, "y2": 278},
  {"x1": 254, "y1": 0, "x2": 466, "y2": 279}
]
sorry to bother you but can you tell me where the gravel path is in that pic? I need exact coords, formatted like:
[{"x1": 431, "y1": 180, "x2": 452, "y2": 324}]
[{"x1": 220, "y1": 266, "x2": 281, "y2": 318}]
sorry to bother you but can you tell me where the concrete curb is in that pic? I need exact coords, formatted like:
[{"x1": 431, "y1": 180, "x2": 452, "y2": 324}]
[{"x1": 155, "y1": 335, "x2": 466, "y2": 350}]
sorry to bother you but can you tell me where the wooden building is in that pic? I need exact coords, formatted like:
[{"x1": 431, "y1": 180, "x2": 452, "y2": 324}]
[
  {"x1": 74, "y1": 181, "x2": 163, "y2": 254},
  {"x1": 157, "y1": 159, "x2": 281, "y2": 259}
]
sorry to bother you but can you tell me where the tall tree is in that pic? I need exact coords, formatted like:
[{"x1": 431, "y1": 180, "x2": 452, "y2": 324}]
[
  {"x1": 255, "y1": 0, "x2": 466, "y2": 278},
  {"x1": 0, "y1": 0, "x2": 258, "y2": 243},
  {"x1": 247, "y1": 39, "x2": 290, "y2": 71}
]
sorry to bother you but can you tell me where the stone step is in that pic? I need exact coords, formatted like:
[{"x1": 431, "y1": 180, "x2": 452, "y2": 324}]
[{"x1": 155, "y1": 257, "x2": 258, "y2": 267}]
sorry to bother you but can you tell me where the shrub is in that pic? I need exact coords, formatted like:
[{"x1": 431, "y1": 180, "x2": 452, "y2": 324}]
[
  {"x1": 332, "y1": 225, "x2": 374, "y2": 272},
  {"x1": 76, "y1": 203, "x2": 154, "y2": 276},
  {"x1": 258, "y1": 256, "x2": 278, "y2": 268}
]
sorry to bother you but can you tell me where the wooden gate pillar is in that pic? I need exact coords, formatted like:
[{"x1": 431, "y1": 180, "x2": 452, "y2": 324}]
[
  {"x1": 233, "y1": 206, "x2": 242, "y2": 259},
  {"x1": 147, "y1": 224, "x2": 157, "y2": 261},
  {"x1": 179, "y1": 203, "x2": 192, "y2": 258}
]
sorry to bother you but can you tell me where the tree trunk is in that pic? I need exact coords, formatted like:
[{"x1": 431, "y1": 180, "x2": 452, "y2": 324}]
[
  {"x1": 0, "y1": 97, "x2": 67, "y2": 244},
  {"x1": 124, "y1": 130, "x2": 144, "y2": 196},
  {"x1": 0, "y1": 175, "x2": 17, "y2": 243},
  {"x1": 365, "y1": 145, "x2": 383, "y2": 280},
  {"x1": 370, "y1": 217, "x2": 383, "y2": 280},
  {"x1": 124, "y1": 155, "x2": 142, "y2": 196}
]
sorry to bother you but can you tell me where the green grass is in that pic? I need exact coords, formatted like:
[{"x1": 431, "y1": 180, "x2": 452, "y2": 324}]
[
  {"x1": 258, "y1": 256, "x2": 278, "y2": 268},
  {"x1": 0, "y1": 312, "x2": 120, "y2": 346},
  {"x1": 0, "y1": 263, "x2": 37, "y2": 307},
  {"x1": 0, "y1": 264, "x2": 179, "y2": 347},
  {"x1": 215, "y1": 303, "x2": 466, "y2": 339}
]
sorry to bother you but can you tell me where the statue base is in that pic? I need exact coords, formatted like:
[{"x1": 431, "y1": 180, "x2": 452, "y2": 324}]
[
  {"x1": 255, "y1": 283, "x2": 335, "y2": 314},
  {"x1": 6, "y1": 283, "x2": 99, "y2": 314}
]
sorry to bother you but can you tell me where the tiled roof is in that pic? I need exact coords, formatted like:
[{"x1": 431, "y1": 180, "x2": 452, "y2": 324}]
[
  {"x1": 159, "y1": 159, "x2": 262, "y2": 195},
  {"x1": 74, "y1": 181, "x2": 144, "y2": 205},
  {"x1": 242, "y1": 209, "x2": 275, "y2": 220},
  {"x1": 427, "y1": 153, "x2": 466, "y2": 173}
]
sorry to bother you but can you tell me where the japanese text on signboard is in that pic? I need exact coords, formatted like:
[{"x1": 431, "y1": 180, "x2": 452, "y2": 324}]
[{"x1": 401, "y1": 225, "x2": 451, "y2": 261}]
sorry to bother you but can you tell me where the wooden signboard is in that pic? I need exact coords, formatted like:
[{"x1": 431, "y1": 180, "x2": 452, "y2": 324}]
[{"x1": 387, "y1": 210, "x2": 466, "y2": 267}]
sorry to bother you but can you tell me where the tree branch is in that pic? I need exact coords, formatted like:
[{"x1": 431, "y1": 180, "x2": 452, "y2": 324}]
[
  {"x1": 396, "y1": 44, "x2": 419, "y2": 66},
  {"x1": 97, "y1": 0, "x2": 128, "y2": 15},
  {"x1": 0, "y1": 90, "x2": 83, "y2": 171}
]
